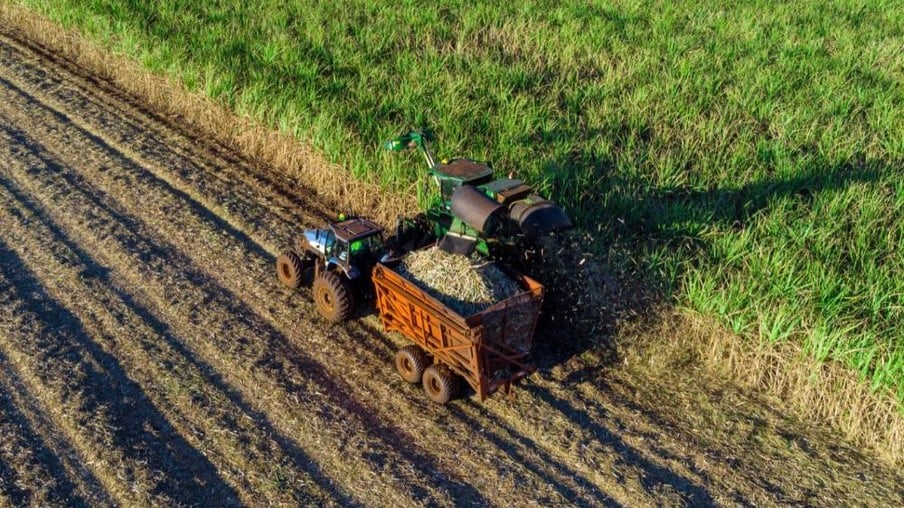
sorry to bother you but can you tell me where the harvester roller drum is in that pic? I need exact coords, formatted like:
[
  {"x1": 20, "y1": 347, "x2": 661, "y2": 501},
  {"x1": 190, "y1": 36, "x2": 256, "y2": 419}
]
[
  {"x1": 509, "y1": 195, "x2": 572, "y2": 239},
  {"x1": 450, "y1": 185, "x2": 505, "y2": 234}
]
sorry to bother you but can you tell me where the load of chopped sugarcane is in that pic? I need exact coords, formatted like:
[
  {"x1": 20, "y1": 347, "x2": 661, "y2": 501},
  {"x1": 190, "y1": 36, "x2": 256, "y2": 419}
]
[{"x1": 395, "y1": 246, "x2": 520, "y2": 316}]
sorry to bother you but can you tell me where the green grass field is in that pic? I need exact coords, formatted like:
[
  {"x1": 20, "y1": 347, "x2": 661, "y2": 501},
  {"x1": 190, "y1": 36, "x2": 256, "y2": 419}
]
[{"x1": 18, "y1": 0, "x2": 903, "y2": 403}]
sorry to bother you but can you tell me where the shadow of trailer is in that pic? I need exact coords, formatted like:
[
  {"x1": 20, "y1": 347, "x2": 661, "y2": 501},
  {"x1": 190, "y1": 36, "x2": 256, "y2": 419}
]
[{"x1": 372, "y1": 262, "x2": 544, "y2": 404}]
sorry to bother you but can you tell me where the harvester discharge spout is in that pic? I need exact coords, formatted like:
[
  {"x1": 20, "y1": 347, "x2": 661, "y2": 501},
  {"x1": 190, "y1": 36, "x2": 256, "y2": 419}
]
[{"x1": 384, "y1": 131, "x2": 436, "y2": 168}]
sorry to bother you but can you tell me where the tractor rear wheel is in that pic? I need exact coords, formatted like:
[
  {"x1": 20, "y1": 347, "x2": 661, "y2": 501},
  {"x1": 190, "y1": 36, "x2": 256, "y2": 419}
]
[
  {"x1": 312, "y1": 271, "x2": 354, "y2": 322},
  {"x1": 276, "y1": 250, "x2": 312, "y2": 289},
  {"x1": 395, "y1": 346, "x2": 431, "y2": 384},
  {"x1": 422, "y1": 364, "x2": 459, "y2": 404}
]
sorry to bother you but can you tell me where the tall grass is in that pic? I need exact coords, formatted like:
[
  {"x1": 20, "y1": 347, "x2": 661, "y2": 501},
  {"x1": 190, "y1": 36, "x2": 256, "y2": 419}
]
[{"x1": 17, "y1": 0, "x2": 903, "y2": 403}]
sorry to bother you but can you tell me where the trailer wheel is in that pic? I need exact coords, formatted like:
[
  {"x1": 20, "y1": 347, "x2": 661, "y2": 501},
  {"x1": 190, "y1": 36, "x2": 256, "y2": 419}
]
[
  {"x1": 313, "y1": 271, "x2": 354, "y2": 322},
  {"x1": 395, "y1": 346, "x2": 430, "y2": 384},
  {"x1": 422, "y1": 364, "x2": 459, "y2": 404},
  {"x1": 276, "y1": 250, "x2": 311, "y2": 289}
]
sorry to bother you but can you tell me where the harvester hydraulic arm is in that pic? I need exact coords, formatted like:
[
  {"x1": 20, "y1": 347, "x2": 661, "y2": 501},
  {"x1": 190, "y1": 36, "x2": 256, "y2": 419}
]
[{"x1": 384, "y1": 130, "x2": 437, "y2": 168}]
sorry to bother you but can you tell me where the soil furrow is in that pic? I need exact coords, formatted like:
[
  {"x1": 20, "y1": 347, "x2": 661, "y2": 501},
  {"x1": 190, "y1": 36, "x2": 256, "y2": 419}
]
[
  {"x1": 0, "y1": 358, "x2": 91, "y2": 507},
  {"x1": 0, "y1": 235, "x2": 241, "y2": 506},
  {"x1": 0, "y1": 59, "x2": 634, "y2": 504},
  {"x1": 0, "y1": 43, "x2": 726, "y2": 505},
  {"x1": 0, "y1": 102, "x2": 465, "y2": 506},
  {"x1": 0, "y1": 169, "x2": 345, "y2": 505},
  {"x1": 0, "y1": 34, "x2": 331, "y2": 248},
  {"x1": 0, "y1": 343, "x2": 114, "y2": 507},
  {"x1": 77, "y1": 110, "x2": 633, "y2": 504},
  {"x1": 0, "y1": 29, "x2": 639, "y2": 505}
]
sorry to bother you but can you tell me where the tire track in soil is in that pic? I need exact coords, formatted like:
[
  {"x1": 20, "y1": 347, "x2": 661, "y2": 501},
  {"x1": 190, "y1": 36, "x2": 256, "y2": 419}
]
[
  {"x1": 0, "y1": 44, "x2": 637, "y2": 505},
  {"x1": 1, "y1": 25, "x2": 722, "y2": 506},
  {"x1": 0, "y1": 89, "x2": 481, "y2": 506},
  {"x1": 0, "y1": 163, "x2": 346, "y2": 505},
  {"x1": 0, "y1": 77, "x2": 588, "y2": 506},
  {"x1": 0, "y1": 65, "x2": 657, "y2": 505},
  {"x1": 0, "y1": 236, "x2": 242, "y2": 506},
  {"x1": 0, "y1": 373, "x2": 78, "y2": 506}
]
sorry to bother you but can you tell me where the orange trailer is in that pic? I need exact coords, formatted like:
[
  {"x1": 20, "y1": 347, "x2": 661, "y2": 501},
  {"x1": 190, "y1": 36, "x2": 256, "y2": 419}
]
[{"x1": 371, "y1": 262, "x2": 544, "y2": 403}]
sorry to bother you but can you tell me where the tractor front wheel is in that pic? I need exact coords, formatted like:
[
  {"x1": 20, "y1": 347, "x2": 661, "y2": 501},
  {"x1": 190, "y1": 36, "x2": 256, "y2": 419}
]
[
  {"x1": 312, "y1": 271, "x2": 354, "y2": 322},
  {"x1": 276, "y1": 250, "x2": 312, "y2": 289},
  {"x1": 422, "y1": 364, "x2": 459, "y2": 404}
]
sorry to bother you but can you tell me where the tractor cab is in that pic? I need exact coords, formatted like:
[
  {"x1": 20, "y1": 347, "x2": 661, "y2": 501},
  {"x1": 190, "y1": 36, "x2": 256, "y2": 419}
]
[
  {"x1": 297, "y1": 217, "x2": 385, "y2": 280},
  {"x1": 327, "y1": 218, "x2": 385, "y2": 279},
  {"x1": 278, "y1": 216, "x2": 386, "y2": 323}
]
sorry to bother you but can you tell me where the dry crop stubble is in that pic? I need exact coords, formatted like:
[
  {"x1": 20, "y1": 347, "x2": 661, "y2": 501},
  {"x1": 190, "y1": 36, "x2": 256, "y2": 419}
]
[
  {"x1": 0, "y1": 170, "x2": 341, "y2": 505},
  {"x1": 0, "y1": 3, "x2": 412, "y2": 228},
  {"x1": 0, "y1": 348, "x2": 112, "y2": 506},
  {"x1": 0, "y1": 101, "x2": 452, "y2": 506},
  {"x1": 0, "y1": 227, "x2": 234, "y2": 505},
  {"x1": 0, "y1": 21, "x2": 720, "y2": 504}
]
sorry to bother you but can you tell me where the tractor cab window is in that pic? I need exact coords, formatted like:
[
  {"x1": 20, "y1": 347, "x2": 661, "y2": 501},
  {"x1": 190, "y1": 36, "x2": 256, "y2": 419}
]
[
  {"x1": 335, "y1": 239, "x2": 350, "y2": 262},
  {"x1": 319, "y1": 229, "x2": 336, "y2": 247},
  {"x1": 349, "y1": 235, "x2": 383, "y2": 263},
  {"x1": 367, "y1": 234, "x2": 384, "y2": 252}
]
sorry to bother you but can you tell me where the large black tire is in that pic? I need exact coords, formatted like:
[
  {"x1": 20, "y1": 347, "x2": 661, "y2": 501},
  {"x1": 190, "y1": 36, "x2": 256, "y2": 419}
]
[
  {"x1": 395, "y1": 346, "x2": 431, "y2": 384},
  {"x1": 422, "y1": 364, "x2": 459, "y2": 404},
  {"x1": 276, "y1": 250, "x2": 311, "y2": 289},
  {"x1": 312, "y1": 271, "x2": 354, "y2": 322}
]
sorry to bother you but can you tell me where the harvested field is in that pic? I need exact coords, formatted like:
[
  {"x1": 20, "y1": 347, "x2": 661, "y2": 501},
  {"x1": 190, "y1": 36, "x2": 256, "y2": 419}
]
[{"x1": 0, "y1": 21, "x2": 901, "y2": 508}]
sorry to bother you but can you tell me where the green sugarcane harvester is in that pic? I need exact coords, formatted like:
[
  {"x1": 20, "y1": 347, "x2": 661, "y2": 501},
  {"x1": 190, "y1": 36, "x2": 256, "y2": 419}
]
[{"x1": 385, "y1": 131, "x2": 572, "y2": 258}]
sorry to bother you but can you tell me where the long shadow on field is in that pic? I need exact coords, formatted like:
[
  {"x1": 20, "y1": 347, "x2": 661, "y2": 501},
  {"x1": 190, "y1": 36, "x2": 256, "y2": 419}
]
[
  {"x1": 353, "y1": 315, "x2": 707, "y2": 504},
  {"x1": 601, "y1": 372, "x2": 904, "y2": 504},
  {"x1": 0, "y1": 175, "x2": 357, "y2": 506},
  {"x1": 0, "y1": 239, "x2": 243, "y2": 506},
  {"x1": 0, "y1": 351, "x2": 101, "y2": 507},
  {"x1": 525, "y1": 384, "x2": 716, "y2": 505},
  {"x1": 0, "y1": 456, "x2": 29, "y2": 504},
  {"x1": 347, "y1": 314, "x2": 620, "y2": 504},
  {"x1": 602, "y1": 156, "x2": 884, "y2": 242},
  {"x1": 452, "y1": 404, "x2": 623, "y2": 507},
  {"x1": 528, "y1": 151, "x2": 885, "y2": 383},
  {"x1": 347, "y1": 319, "x2": 623, "y2": 503},
  {"x1": 0, "y1": 77, "x2": 275, "y2": 266},
  {"x1": 0, "y1": 127, "x2": 490, "y2": 506},
  {"x1": 601, "y1": 379, "x2": 787, "y2": 503}
]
